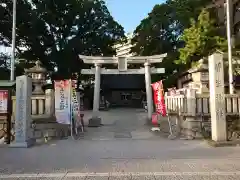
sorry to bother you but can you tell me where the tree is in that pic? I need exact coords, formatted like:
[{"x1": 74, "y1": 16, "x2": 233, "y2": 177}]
[
  {"x1": 0, "y1": 52, "x2": 10, "y2": 80},
  {"x1": 0, "y1": 0, "x2": 125, "y2": 79},
  {"x1": 166, "y1": 0, "x2": 209, "y2": 30},
  {"x1": 130, "y1": 0, "x2": 221, "y2": 88},
  {"x1": 130, "y1": 3, "x2": 185, "y2": 87},
  {"x1": 131, "y1": 4, "x2": 175, "y2": 56},
  {"x1": 176, "y1": 9, "x2": 227, "y2": 66},
  {"x1": 131, "y1": 0, "x2": 210, "y2": 57}
]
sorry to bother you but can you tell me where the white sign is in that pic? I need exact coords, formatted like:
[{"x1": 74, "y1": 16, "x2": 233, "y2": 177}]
[
  {"x1": 54, "y1": 80, "x2": 71, "y2": 124},
  {"x1": 208, "y1": 53, "x2": 226, "y2": 141},
  {"x1": 71, "y1": 80, "x2": 81, "y2": 128}
]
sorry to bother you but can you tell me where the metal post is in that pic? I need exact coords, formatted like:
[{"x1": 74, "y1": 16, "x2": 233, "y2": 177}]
[
  {"x1": 10, "y1": 0, "x2": 17, "y2": 81},
  {"x1": 226, "y1": 0, "x2": 234, "y2": 94}
]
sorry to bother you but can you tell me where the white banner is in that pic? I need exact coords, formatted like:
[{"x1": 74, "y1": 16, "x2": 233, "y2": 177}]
[
  {"x1": 71, "y1": 80, "x2": 81, "y2": 128},
  {"x1": 54, "y1": 80, "x2": 71, "y2": 124}
]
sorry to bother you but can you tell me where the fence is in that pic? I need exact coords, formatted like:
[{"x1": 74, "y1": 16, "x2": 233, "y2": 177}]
[
  {"x1": 165, "y1": 88, "x2": 240, "y2": 140},
  {"x1": 9, "y1": 88, "x2": 68, "y2": 142},
  {"x1": 11, "y1": 89, "x2": 54, "y2": 120}
]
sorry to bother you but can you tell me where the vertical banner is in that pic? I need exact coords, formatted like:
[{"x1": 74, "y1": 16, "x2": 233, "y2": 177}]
[
  {"x1": 71, "y1": 80, "x2": 81, "y2": 128},
  {"x1": 54, "y1": 80, "x2": 71, "y2": 124},
  {"x1": 151, "y1": 80, "x2": 167, "y2": 117},
  {"x1": 0, "y1": 90, "x2": 8, "y2": 114}
]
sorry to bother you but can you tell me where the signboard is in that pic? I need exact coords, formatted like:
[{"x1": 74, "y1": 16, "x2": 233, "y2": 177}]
[
  {"x1": 151, "y1": 80, "x2": 166, "y2": 116},
  {"x1": 54, "y1": 80, "x2": 71, "y2": 124},
  {"x1": 118, "y1": 57, "x2": 127, "y2": 71},
  {"x1": 0, "y1": 90, "x2": 8, "y2": 114},
  {"x1": 208, "y1": 53, "x2": 226, "y2": 141}
]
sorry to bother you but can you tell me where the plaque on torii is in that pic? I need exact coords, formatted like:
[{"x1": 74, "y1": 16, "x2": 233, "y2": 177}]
[{"x1": 78, "y1": 53, "x2": 167, "y2": 127}]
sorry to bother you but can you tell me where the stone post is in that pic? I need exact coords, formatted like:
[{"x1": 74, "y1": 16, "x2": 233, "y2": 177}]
[
  {"x1": 89, "y1": 63, "x2": 102, "y2": 127},
  {"x1": 144, "y1": 62, "x2": 153, "y2": 121},
  {"x1": 181, "y1": 89, "x2": 199, "y2": 139},
  {"x1": 45, "y1": 89, "x2": 54, "y2": 117},
  {"x1": 208, "y1": 53, "x2": 227, "y2": 142},
  {"x1": 11, "y1": 75, "x2": 35, "y2": 148}
]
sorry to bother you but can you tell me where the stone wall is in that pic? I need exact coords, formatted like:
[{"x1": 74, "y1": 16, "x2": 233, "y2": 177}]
[{"x1": 165, "y1": 89, "x2": 240, "y2": 140}]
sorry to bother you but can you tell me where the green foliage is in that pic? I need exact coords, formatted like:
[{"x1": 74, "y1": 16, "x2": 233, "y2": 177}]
[
  {"x1": 131, "y1": 4, "x2": 175, "y2": 56},
  {"x1": 130, "y1": 0, "x2": 227, "y2": 88},
  {"x1": 130, "y1": 0, "x2": 210, "y2": 88},
  {"x1": 176, "y1": 9, "x2": 227, "y2": 65},
  {"x1": 166, "y1": 0, "x2": 210, "y2": 29},
  {"x1": 0, "y1": 53, "x2": 10, "y2": 80},
  {"x1": 0, "y1": 0, "x2": 125, "y2": 79},
  {"x1": 131, "y1": 0, "x2": 211, "y2": 58}
]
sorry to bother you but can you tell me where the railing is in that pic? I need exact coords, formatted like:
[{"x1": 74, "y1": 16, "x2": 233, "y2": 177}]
[
  {"x1": 165, "y1": 93, "x2": 240, "y2": 116},
  {"x1": 196, "y1": 94, "x2": 240, "y2": 116},
  {"x1": 12, "y1": 95, "x2": 47, "y2": 120},
  {"x1": 164, "y1": 90, "x2": 240, "y2": 140},
  {"x1": 165, "y1": 94, "x2": 186, "y2": 115},
  {"x1": 195, "y1": 94, "x2": 210, "y2": 115}
]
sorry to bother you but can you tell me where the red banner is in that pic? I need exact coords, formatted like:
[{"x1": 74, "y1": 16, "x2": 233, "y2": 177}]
[
  {"x1": 151, "y1": 113, "x2": 158, "y2": 125},
  {"x1": 0, "y1": 90, "x2": 8, "y2": 114},
  {"x1": 151, "y1": 80, "x2": 166, "y2": 116}
]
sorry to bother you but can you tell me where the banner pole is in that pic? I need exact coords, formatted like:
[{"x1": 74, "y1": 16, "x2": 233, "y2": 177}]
[{"x1": 70, "y1": 79, "x2": 74, "y2": 139}]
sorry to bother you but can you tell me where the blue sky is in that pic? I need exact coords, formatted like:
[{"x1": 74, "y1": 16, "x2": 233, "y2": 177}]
[{"x1": 105, "y1": 0, "x2": 165, "y2": 33}]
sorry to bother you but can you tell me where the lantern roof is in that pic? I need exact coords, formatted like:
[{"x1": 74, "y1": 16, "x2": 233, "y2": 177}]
[{"x1": 25, "y1": 60, "x2": 47, "y2": 74}]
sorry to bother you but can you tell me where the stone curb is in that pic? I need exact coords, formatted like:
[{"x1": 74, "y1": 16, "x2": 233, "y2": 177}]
[{"x1": 205, "y1": 139, "x2": 240, "y2": 147}]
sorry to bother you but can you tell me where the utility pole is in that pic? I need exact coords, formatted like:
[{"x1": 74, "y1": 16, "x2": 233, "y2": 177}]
[
  {"x1": 10, "y1": 0, "x2": 17, "y2": 81},
  {"x1": 226, "y1": 0, "x2": 234, "y2": 94}
]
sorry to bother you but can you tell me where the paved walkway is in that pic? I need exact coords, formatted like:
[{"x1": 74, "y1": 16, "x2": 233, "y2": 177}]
[
  {"x1": 82, "y1": 108, "x2": 170, "y2": 140},
  {"x1": 1, "y1": 109, "x2": 240, "y2": 179}
]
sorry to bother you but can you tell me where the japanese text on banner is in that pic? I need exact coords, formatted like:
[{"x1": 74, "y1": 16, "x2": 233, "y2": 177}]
[
  {"x1": 151, "y1": 80, "x2": 166, "y2": 116},
  {"x1": 54, "y1": 80, "x2": 71, "y2": 124},
  {"x1": 71, "y1": 80, "x2": 81, "y2": 128}
]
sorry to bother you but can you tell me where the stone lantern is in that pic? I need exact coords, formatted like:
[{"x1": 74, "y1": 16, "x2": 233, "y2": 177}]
[
  {"x1": 25, "y1": 60, "x2": 47, "y2": 95},
  {"x1": 187, "y1": 58, "x2": 209, "y2": 94}
]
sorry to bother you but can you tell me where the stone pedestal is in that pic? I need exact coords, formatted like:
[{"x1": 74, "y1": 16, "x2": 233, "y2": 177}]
[
  {"x1": 88, "y1": 117, "x2": 102, "y2": 127},
  {"x1": 32, "y1": 81, "x2": 44, "y2": 95},
  {"x1": 180, "y1": 89, "x2": 200, "y2": 139},
  {"x1": 208, "y1": 53, "x2": 227, "y2": 142},
  {"x1": 10, "y1": 75, "x2": 35, "y2": 148},
  {"x1": 178, "y1": 59, "x2": 209, "y2": 94},
  {"x1": 45, "y1": 89, "x2": 54, "y2": 117}
]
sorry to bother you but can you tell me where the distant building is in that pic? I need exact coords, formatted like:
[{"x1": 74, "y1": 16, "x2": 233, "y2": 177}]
[{"x1": 113, "y1": 32, "x2": 135, "y2": 57}]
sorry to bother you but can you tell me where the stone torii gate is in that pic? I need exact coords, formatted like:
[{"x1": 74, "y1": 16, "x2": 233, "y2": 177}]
[{"x1": 79, "y1": 54, "x2": 167, "y2": 127}]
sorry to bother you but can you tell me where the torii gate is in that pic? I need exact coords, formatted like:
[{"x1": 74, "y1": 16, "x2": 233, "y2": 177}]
[{"x1": 79, "y1": 54, "x2": 167, "y2": 127}]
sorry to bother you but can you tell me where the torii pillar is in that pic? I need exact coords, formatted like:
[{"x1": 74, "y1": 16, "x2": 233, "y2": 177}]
[
  {"x1": 91, "y1": 63, "x2": 102, "y2": 126},
  {"x1": 144, "y1": 62, "x2": 153, "y2": 121}
]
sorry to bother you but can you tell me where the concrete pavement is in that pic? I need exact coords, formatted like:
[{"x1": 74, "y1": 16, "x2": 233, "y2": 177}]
[{"x1": 0, "y1": 109, "x2": 240, "y2": 179}]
